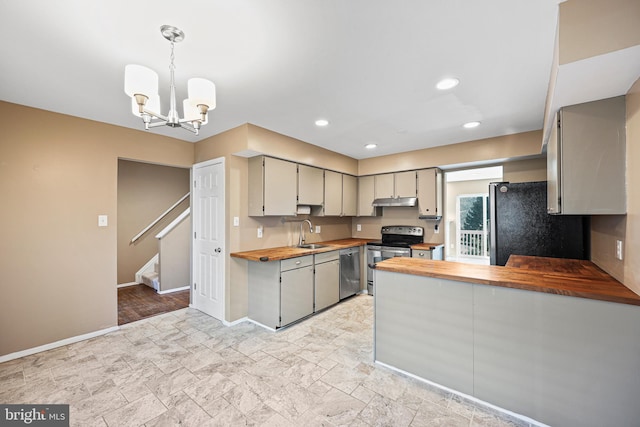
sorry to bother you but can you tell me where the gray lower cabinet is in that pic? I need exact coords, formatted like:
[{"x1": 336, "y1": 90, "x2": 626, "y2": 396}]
[
  {"x1": 248, "y1": 255, "x2": 314, "y2": 329},
  {"x1": 474, "y1": 285, "x2": 640, "y2": 427},
  {"x1": 314, "y1": 251, "x2": 340, "y2": 312},
  {"x1": 375, "y1": 271, "x2": 474, "y2": 395},
  {"x1": 375, "y1": 271, "x2": 640, "y2": 427}
]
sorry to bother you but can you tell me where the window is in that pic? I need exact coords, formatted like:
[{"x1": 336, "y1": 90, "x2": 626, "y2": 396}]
[{"x1": 456, "y1": 194, "x2": 489, "y2": 259}]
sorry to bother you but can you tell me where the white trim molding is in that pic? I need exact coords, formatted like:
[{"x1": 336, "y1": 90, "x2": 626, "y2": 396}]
[
  {"x1": 0, "y1": 326, "x2": 120, "y2": 364},
  {"x1": 158, "y1": 285, "x2": 190, "y2": 295},
  {"x1": 117, "y1": 282, "x2": 138, "y2": 288}
]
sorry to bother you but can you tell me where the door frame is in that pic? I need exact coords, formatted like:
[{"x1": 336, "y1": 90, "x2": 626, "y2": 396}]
[{"x1": 191, "y1": 156, "x2": 226, "y2": 321}]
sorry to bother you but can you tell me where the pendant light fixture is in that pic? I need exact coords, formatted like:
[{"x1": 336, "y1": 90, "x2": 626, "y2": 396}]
[{"x1": 124, "y1": 25, "x2": 215, "y2": 135}]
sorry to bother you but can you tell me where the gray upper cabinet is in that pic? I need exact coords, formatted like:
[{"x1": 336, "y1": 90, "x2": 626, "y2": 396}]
[
  {"x1": 374, "y1": 173, "x2": 395, "y2": 199},
  {"x1": 374, "y1": 171, "x2": 417, "y2": 199},
  {"x1": 248, "y1": 156, "x2": 297, "y2": 216},
  {"x1": 298, "y1": 164, "x2": 324, "y2": 206},
  {"x1": 547, "y1": 96, "x2": 626, "y2": 215},
  {"x1": 417, "y1": 168, "x2": 443, "y2": 217},
  {"x1": 323, "y1": 170, "x2": 343, "y2": 216},
  {"x1": 342, "y1": 174, "x2": 358, "y2": 216},
  {"x1": 322, "y1": 171, "x2": 358, "y2": 217},
  {"x1": 358, "y1": 175, "x2": 379, "y2": 217},
  {"x1": 394, "y1": 171, "x2": 417, "y2": 198}
]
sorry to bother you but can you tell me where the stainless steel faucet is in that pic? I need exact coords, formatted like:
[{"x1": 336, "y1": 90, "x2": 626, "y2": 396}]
[{"x1": 299, "y1": 219, "x2": 313, "y2": 246}]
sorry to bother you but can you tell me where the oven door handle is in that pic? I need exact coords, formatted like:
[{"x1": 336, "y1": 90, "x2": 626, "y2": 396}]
[{"x1": 381, "y1": 250, "x2": 411, "y2": 256}]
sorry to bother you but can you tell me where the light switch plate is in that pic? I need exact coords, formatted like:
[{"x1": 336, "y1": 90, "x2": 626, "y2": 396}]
[
  {"x1": 257, "y1": 226, "x2": 263, "y2": 238},
  {"x1": 357, "y1": 224, "x2": 362, "y2": 232},
  {"x1": 98, "y1": 215, "x2": 108, "y2": 227},
  {"x1": 233, "y1": 216, "x2": 239, "y2": 226},
  {"x1": 315, "y1": 226, "x2": 321, "y2": 233},
  {"x1": 616, "y1": 240, "x2": 623, "y2": 260}
]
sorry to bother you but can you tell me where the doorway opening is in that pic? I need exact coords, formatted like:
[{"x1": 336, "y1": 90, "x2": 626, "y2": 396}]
[
  {"x1": 117, "y1": 159, "x2": 191, "y2": 325},
  {"x1": 444, "y1": 166, "x2": 503, "y2": 264}
]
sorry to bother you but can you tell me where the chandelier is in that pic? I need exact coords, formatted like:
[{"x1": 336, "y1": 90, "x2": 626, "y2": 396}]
[{"x1": 124, "y1": 25, "x2": 215, "y2": 135}]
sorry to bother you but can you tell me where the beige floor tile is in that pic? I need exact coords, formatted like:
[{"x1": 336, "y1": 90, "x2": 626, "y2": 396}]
[
  {"x1": 102, "y1": 393, "x2": 167, "y2": 427},
  {"x1": 0, "y1": 294, "x2": 537, "y2": 427},
  {"x1": 145, "y1": 391, "x2": 214, "y2": 427},
  {"x1": 359, "y1": 394, "x2": 416, "y2": 427},
  {"x1": 320, "y1": 363, "x2": 369, "y2": 394}
]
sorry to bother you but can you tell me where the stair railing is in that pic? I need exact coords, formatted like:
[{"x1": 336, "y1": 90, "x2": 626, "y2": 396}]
[{"x1": 130, "y1": 192, "x2": 190, "y2": 244}]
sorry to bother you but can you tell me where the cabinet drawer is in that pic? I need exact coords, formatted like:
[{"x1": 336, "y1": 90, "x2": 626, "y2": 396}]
[
  {"x1": 281, "y1": 255, "x2": 313, "y2": 271},
  {"x1": 412, "y1": 250, "x2": 433, "y2": 260},
  {"x1": 315, "y1": 250, "x2": 339, "y2": 264}
]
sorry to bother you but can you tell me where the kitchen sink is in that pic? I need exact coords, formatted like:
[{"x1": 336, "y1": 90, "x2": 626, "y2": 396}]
[{"x1": 296, "y1": 244, "x2": 327, "y2": 249}]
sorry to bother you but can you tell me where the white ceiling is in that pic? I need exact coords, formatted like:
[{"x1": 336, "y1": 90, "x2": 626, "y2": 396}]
[{"x1": 0, "y1": 0, "x2": 563, "y2": 159}]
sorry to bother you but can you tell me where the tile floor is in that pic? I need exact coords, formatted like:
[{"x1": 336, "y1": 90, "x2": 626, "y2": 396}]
[{"x1": 0, "y1": 295, "x2": 531, "y2": 427}]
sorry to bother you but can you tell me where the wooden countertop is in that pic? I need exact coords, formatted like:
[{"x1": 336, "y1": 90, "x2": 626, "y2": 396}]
[
  {"x1": 410, "y1": 242, "x2": 444, "y2": 251},
  {"x1": 373, "y1": 255, "x2": 640, "y2": 306},
  {"x1": 230, "y1": 238, "x2": 375, "y2": 262}
]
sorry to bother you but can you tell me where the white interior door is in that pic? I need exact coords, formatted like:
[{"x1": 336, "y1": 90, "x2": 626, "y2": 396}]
[{"x1": 192, "y1": 158, "x2": 225, "y2": 321}]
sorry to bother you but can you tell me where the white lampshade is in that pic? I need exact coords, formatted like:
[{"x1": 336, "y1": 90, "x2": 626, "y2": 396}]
[
  {"x1": 182, "y1": 99, "x2": 207, "y2": 123},
  {"x1": 124, "y1": 64, "x2": 159, "y2": 98},
  {"x1": 131, "y1": 93, "x2": 160, "y2": 117},
  {"x1": 187, "y1": 78, "x2": 216, "y2": 109}
]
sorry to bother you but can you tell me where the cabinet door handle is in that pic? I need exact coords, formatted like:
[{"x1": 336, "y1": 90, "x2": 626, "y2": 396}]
[
  {"x1": 295, "y1": 260, "x2": 301, "y2": 265},
  {"x1": 418, "y1": 252, "x2": 424, "y2": 256}
]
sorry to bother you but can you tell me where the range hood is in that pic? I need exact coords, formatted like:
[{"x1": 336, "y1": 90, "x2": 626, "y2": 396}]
[{"x1": 371, "y1": 197, "x2": 417, "y2": 207}]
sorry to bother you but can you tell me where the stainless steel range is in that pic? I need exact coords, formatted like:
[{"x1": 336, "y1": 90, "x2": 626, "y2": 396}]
[{"x1": 366, "y1": 225, "x2": 424, "y2": 295}]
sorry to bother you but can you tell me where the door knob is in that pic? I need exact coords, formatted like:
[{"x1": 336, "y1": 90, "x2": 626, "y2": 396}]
[{"x1": 215, "y1": 248, "x2": 222, "y2": 253}]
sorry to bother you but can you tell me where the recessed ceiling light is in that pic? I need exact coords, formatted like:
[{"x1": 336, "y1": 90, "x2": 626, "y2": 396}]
[
  {"x1": 436, "y1": 78, "x2": 459, "y2": 90},
  {"x1": 463, "y1": 121, "x2": 481, "y2": 129},
  {"x1": 315, "y1": 119, "x2": 329, "y2": 127},
  {"x1": 365, "y1": 143, "x2": 377, "y2": 149}
]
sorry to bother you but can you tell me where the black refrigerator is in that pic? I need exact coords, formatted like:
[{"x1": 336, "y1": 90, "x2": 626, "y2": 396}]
[{"x1": 489, "y1": 181, "x2": 589, "y2": 266}]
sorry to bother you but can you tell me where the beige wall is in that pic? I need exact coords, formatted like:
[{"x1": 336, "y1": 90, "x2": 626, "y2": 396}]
[
  {"x1": 590, "y1": 78, "x2": 640, "y2": 293},
  {"x1": 117, "y1": 160, "x2": 190, "y2": 284},
  {"x1": 358, "y1": 131, "x2": 542, "y2": 175},
  {"x1": 195, "y1": 124, "x2": 355, "y2": 321},
  {"x1": 558, "y1": 0, "x2": 640, "y2": 65},
  {"x1": 246, "y1": 125, "x2": 358, "y2": 175},
  {"x1": 0, "y1": 101, "x2": 194, "y2": 357},
  {"x1": 502, "y1": 157, "x2": 547, "y2": 183}
]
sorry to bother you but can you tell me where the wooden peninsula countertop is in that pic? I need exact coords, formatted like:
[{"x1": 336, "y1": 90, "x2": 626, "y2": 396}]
[
  {"x1": 373, "y1": 255, "x2": 640, "y2": 306},
  {"x1": 230, "y1": 238, "x2": 375, "y2": 262}
]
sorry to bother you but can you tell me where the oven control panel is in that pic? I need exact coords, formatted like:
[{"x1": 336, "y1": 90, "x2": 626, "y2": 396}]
[{"x1": 381, "y1": 226, "x2": 424, "y2": 236}]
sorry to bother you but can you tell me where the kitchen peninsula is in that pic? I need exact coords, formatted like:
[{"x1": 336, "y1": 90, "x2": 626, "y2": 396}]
[{"x1": 372, "y1": 256, "x2": 640, "y2": 427}]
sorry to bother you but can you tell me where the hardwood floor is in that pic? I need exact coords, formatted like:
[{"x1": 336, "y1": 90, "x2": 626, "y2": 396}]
[{"x1": 117, "y1": 284, "x2": 190, "y2": 325}]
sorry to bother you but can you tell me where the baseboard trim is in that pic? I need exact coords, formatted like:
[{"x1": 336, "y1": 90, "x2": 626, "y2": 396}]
[
  {"x1": 245, "y1": 318, "x2": 275, "y2": 331},
  {"x1": 223, "y1": 316, "x2": 248, "y2": 327},
  {"x1": 158, "y1": 286, "x2": 190, "y2": 295},
  {"x1": 117, "y1": 282, "x2": 138, "y2": 288},
  {"x1": 0, "y1": 326, "x2": 120, "y2": 364}
]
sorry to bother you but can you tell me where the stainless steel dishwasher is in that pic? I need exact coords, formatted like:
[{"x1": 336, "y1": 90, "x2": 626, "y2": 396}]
[{"x1": 339, "y1": 247, "x2": 361, "y2": 299}]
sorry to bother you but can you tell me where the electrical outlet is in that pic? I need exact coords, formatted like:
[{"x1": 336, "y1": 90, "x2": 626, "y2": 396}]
[
  {"x1": 98, "y1": 215, "x2": 108, "y2": 227},
  {"x1": 357, "y1": 224, "x2": 362, "y2": 232},
  {"x1": 434, "y1": 224, "x2": 439, "y2": 234},
  {"x1": 616, "y1": 240, "x2": 623, "y2": 260},
  {"x1": 257, "y1": 226, "x2": 263, "y2": 238},
  {"x1": 315, "y1": 226, "x2": 321, "y2": 233}
]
